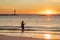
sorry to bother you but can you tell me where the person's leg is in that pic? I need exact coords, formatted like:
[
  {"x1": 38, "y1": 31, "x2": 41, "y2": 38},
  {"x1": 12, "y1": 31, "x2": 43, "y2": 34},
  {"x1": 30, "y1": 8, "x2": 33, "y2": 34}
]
[
  {"x1": 21, "y1": 27, "x2": 23, "y2": 32},
  {"x1": 22, "y1": 27, "x2": 24, "y2": 32}
]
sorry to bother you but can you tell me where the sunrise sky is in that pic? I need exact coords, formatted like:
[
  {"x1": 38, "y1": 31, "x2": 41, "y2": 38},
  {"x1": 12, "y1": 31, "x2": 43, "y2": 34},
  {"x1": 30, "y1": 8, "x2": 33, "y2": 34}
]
[{"x1": 0, "y1": 0, "x2": 60, "y2": 14}]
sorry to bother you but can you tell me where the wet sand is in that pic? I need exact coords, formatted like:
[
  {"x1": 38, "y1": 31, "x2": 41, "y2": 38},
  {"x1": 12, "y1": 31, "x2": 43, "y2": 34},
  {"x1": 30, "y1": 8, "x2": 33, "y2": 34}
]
[
  {"x1": 0, "y1": 34, "x2": 46, "y2": 40},
  {"x1": 0, "y1": 30, "x2": 60, "y2": 40}
]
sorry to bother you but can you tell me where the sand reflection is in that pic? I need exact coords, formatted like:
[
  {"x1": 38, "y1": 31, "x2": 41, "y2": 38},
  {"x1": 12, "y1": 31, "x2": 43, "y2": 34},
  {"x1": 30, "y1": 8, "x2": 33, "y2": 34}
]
[{"x1": 44, "y1": 34, "x2": 51, "y2": 39}]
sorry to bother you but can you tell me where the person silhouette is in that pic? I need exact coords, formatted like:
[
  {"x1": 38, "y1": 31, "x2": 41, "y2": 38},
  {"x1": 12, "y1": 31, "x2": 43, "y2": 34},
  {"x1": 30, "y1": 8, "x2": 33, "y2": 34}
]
[{"x1": 21, "y1": 21, "x2": 25, "y2": 32}]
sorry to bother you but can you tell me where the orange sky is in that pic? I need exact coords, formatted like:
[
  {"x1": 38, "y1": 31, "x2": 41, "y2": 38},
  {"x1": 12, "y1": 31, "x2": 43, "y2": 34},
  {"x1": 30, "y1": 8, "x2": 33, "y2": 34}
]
[{"x1": 0, "y1": 0, "x2": 60, "y2": 14}]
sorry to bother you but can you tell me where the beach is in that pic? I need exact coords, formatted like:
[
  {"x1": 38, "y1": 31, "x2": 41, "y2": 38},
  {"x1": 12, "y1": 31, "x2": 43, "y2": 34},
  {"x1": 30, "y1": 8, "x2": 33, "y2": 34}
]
[
  {"x1": 0, "y1": 15, "x2": 60, "y2": 40},
  {"x1": 0, "y1": 30, "x2": 60, "y2": 40}
]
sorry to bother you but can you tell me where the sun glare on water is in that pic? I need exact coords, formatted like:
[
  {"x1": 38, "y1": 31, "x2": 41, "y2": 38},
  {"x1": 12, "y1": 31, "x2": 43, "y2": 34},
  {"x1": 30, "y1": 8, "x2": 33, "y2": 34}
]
[{"x1": 44, "y1": 34, "x2": 51, "y2": 39}]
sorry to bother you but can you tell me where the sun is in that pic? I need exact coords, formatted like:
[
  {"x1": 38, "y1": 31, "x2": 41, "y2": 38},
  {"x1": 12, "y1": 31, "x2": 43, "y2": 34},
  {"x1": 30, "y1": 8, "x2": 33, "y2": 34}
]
[
  {"x1": 46, "y1": 10, "x2": 52, "y2": 14},
  {"x1": 40, "y1": 10, "x2": 56, "y2": 15}
]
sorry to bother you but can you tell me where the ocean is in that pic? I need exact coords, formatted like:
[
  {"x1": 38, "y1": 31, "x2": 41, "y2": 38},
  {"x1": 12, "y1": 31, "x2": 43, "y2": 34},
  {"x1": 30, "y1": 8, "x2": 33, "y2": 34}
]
[{"x1": 0, "y1": 14, "x2": 60, "y2": 39}]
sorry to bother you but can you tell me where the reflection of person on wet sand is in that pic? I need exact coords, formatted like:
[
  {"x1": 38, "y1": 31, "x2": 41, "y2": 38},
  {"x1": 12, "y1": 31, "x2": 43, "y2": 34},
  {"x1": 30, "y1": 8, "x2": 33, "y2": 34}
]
[{"x1": 21, "y1": 21, "x2": 25, "y2": 32}]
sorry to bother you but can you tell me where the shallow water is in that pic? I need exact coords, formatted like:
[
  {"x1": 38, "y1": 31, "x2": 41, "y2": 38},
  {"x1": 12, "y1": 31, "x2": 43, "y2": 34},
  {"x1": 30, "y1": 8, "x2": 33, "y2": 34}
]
[{"x1": 0, "y1": 14, "x2": 60, "y2": 27}]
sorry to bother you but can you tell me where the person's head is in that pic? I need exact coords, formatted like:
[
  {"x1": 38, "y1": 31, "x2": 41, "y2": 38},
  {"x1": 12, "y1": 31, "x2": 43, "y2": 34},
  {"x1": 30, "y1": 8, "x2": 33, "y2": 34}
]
[{"x1": 22, "y1": 21, "x2": 24, "y2": 23}]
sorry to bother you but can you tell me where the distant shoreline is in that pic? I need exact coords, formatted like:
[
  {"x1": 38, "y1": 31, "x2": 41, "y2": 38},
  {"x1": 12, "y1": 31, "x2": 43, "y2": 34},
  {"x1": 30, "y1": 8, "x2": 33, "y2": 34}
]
[{"x1": 0, "y1": 14, "x2": 60, "y2": 16}]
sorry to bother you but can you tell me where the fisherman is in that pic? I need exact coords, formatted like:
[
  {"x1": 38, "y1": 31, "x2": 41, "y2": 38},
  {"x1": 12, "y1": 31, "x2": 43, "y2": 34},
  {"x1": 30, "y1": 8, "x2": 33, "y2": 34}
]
[{"x1": 21, "y1": 21, "x2": 25, "y2": 32}]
